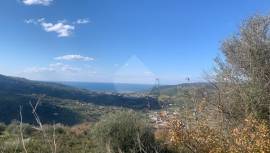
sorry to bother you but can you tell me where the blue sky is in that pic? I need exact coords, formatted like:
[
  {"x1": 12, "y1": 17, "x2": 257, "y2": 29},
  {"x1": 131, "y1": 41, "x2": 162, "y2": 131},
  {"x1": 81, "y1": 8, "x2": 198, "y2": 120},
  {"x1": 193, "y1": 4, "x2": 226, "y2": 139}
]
[{"x1": 0, "y1": 0, "x2": 270, "y2": 84}]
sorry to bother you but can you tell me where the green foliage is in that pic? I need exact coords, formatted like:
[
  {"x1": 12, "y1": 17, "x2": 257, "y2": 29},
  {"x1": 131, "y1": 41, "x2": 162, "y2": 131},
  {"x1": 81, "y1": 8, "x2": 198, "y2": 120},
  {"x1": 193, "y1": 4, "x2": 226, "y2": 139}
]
[
  {"x1": 0, "y1": 95, "x2": 84, "y2": 125},
  {"x1": 162, "y1": 14, "x2": 270, "y2": 153},
  {"x1": 0, "y1": 123, "x2": 6, "y2": 135},
  {"x1": 0, "y1": 74, "x2": 160, "y2": 125},
  {"x1": 219, "y1": 14, "x2": 270, "y2": 120},
  {"x1": 92, "y1": 111, "x2": 158, "y2": 153},
  {"x1": 0, "y1": 123, "x2": 96, "y2": 153}
]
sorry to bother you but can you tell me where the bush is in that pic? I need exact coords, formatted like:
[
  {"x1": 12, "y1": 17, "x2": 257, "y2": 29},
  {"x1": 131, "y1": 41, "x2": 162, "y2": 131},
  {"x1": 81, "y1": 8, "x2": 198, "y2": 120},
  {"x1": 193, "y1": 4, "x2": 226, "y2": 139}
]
[
  {"x1": 165, "y1": 113, "x2": 270, "y2": 153},
  {"x1": 92, "y1": 110, "x2": 159, "y2": 153},
  {"x1": 5, "y1": 120, "x2": 20, "y2": 135},
  {"x1": 166, "y1": 118, "x2": 227, "y2": 153},
  {"x1": 229, "y1": 115, "x2": 270, "y2": 153},
  {"x1": 0, "y1": 123, "x2": 6, "y2": 134}
]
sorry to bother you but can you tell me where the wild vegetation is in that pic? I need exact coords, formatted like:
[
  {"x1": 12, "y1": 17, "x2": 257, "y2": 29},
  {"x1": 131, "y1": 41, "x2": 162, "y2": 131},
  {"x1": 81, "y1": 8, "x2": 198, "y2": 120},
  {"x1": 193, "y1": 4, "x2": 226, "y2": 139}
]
[
  {"x1": 162, "y1": 14, "x2": 270, "y2": 153},
  {"x1": 0, "y1": 14, "x2": 270, "y2": 153},
  {"x1": 0, "y1": 74, "x2": 160, "y2": 125}
]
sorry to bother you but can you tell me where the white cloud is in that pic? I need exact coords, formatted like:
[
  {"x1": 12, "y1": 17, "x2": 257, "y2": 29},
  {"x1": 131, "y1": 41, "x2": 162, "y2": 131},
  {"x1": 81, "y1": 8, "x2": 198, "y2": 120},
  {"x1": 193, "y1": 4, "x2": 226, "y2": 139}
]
[
  {"x1": 25, "y1": 19, "x2": 37, "y2": 24},
  {"x1": 37, "y1": 18, "x2": 45, "y2": 22},
  {"x1": 55, "y1": 55, "x2": 94, "y2": 61},
  {"x1": 23, "y1": 67, "x2": 54, "y2": 73},
  {"x1": 21, "y1": 63, "x2": 98, "y2": 81},
  {"x1": 75, "y1": 18, "x2": 90, "y2": 24},
  {"x1": 25, "y1": 18, "x2": 90, "y2": 37},
  {"x1": 41, "y1": 22, "x2": 75, "y2": 37},
  {"x1": 22, "y1": 0, "x2": 53, "y2": 6},
  {"x1": 23, "y1": 63, "x2": 80, "y2": 73},
  {"x1": 49, "y1": 63, "x2": 81, "y2": 72}
]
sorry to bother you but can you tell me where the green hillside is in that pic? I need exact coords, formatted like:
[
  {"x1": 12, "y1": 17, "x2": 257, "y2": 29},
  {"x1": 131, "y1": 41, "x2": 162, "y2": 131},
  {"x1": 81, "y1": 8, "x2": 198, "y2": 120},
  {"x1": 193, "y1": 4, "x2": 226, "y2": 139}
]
[
  {"x1": 0, "y1": 74, "x2": 160, "y2": 125},
  {"x1": 151, "y1": 82, "x2": 212, "y2": 96}
]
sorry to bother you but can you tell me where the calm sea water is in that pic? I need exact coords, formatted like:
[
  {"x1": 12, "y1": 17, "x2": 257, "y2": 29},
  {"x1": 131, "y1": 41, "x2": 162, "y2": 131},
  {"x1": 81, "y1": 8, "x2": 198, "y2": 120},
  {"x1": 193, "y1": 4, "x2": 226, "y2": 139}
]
[{"x1": 61, "y1": 82, "x2": 155, "y2": 93}]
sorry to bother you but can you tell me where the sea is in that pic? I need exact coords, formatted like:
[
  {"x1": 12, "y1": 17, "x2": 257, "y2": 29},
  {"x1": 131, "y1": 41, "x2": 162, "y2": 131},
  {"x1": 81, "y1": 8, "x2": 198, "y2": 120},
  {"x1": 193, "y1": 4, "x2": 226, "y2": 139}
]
[{"x1": 60, "y1": 82, "x2": 155, "y2": 93}]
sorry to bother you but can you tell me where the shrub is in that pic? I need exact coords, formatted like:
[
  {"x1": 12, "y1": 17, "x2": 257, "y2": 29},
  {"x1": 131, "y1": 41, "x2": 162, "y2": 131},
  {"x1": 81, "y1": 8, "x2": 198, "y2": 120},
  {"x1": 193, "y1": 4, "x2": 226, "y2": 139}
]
[
  {"x1": 92, "y1": 110, "x2": 158, "y2": 153},
  {"x1": 165, "y1": 115, "x2": 270, "y2": 153},
  {"x1": 5, "y1": 120, "x2": 20, "y2": 135},
  {"x1": 229, "y1": 115, "x2": 270, "y2": 153},
  {"x1": 166, "y1": 118, "x2": 227, "y2": 153},
  {"x1": 0, "y1": 123, "x2": 6, "y2": 134}
]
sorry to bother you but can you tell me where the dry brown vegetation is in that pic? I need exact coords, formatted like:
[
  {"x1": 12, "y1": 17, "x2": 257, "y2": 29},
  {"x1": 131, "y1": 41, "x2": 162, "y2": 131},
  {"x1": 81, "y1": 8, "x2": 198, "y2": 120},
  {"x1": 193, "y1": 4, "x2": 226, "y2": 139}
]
[{"x1": 160, "y1": 14, "x2": 270, "y2": 153}]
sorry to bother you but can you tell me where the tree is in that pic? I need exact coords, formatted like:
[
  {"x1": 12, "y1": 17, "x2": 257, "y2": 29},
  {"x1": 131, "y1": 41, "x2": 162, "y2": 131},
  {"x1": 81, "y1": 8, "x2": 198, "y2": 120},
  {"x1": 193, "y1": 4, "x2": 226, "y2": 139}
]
[{"x1": 213, "y1": 14, "x2": 270, "y2": 121}]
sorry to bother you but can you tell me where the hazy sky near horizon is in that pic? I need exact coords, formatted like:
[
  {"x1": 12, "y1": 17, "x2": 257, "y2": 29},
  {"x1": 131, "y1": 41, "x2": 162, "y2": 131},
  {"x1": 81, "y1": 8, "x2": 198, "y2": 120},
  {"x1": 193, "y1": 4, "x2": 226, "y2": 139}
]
[{"x1": 0, "y1": 0, "x2": 270, "y2": 84}]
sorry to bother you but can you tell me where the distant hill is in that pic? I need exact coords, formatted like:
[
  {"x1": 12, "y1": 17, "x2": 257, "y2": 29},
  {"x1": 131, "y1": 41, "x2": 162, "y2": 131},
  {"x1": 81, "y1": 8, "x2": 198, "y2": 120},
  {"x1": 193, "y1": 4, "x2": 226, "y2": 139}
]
[
  {"x1": 151, "y1": 82, "x2": 213, "y2": 96},
  {"x1": 61, "y1": 81, "x2": 154, "y2": 93},
  {"x1": 0, "y1": 74, "x2": 160, "y2": 125},
  {"x1": 148, "y1": 82, "x2": 215, "y2": 110}
]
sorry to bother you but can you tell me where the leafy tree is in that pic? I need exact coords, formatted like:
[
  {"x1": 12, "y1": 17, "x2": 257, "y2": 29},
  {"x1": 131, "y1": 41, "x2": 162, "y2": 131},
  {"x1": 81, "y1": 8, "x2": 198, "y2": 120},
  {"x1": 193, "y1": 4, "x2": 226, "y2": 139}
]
[{"x1": 213, "y1": 14, "x2": 270, "y2": 121}]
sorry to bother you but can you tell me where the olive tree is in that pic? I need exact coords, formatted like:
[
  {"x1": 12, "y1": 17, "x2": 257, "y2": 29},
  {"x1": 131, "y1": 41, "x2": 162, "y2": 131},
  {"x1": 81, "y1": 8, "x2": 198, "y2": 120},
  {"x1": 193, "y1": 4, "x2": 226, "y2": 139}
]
[{"x1": 212, "y1": 15, "x2": 270, "y2": 123}]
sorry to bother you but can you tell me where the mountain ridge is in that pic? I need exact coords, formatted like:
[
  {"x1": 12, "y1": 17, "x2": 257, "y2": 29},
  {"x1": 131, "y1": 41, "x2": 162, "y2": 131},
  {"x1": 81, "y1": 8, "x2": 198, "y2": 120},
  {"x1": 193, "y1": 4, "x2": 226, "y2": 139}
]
[{"x1": 0, "y1": 74, "x2": 160, "y2": 125}]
